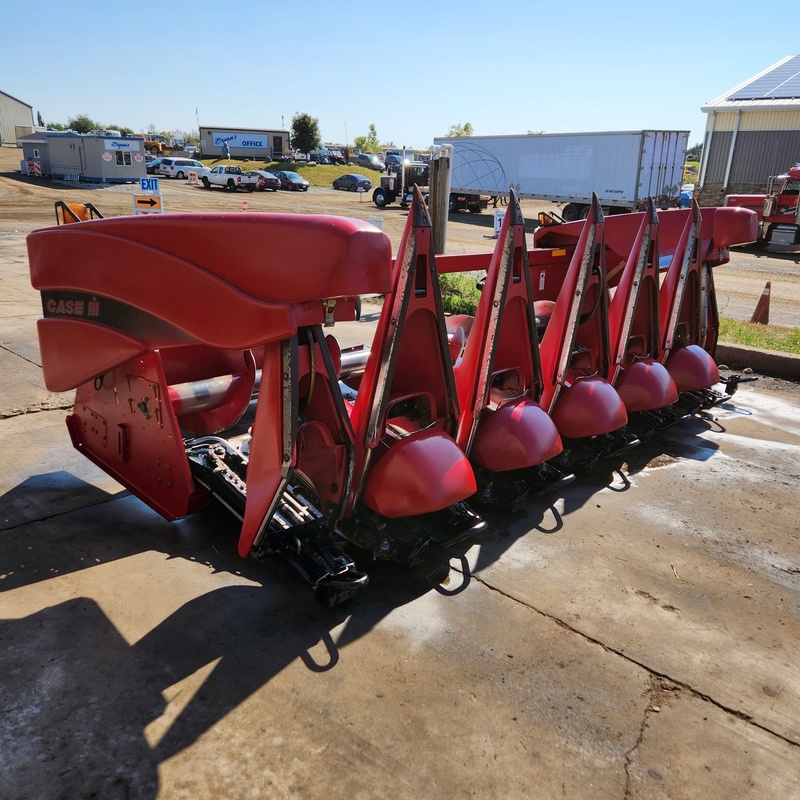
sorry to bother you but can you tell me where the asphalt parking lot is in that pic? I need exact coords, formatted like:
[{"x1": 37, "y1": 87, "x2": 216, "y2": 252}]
[{"x1": 1, "y1": 165, "x2": 799, "y2": 799}]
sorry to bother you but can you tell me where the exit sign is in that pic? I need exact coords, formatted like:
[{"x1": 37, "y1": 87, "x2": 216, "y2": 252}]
[{"x1": 140, "y1": 177, "x2": 160, "y2": 193}]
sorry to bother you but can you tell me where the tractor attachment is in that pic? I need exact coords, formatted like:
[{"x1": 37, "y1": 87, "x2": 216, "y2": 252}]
[
  {"x1": 443, "y1": 188, "x2": 571, "y2": 506},
  {"x1": 657, "y1": 201, "x2": 760, "y2": 409},
  {"x1": 28, "y1": 212, "x2": 390, "y2": 606},
  {"x1": 26, "y1": 192, "x2": 760, "y2": 606},
  {"x1": 532, "y1": 196, "x2": 637, "y2": 471},
  {"x1": 334, "y1": 186, "x2": 487, "y2": 560},
  {"x1": 533, "y1": 199, "x2": 761, "y2": 425}
]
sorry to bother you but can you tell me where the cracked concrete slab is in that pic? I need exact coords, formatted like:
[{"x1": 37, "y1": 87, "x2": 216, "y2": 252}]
[
  {"x1": 626, "y1": 690, "x2": 800, "y2": 799},
  {"x1": 458, "y1": 387, "x2": 800, "y2": 749}
]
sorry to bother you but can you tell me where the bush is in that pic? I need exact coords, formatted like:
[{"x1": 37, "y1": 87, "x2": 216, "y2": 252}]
[{"x1": 438, "y1": 272, "x2": 482, "y2": 315}]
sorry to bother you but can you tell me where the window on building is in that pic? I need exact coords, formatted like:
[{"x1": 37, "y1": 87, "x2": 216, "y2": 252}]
[{"x1": 115, "y1": 151, "x2": 132, "y2": 166}]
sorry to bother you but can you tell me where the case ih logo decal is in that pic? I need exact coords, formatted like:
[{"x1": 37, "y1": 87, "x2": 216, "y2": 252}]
[
  {"x1": 41, "y1": 291, "x2": 187, "y2": 343},
  {"x1": 44, "y1": 293, "x2": 101, "y2": 317}
]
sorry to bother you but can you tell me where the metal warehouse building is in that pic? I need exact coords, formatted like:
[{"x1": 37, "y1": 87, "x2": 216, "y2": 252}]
[
  {"x1": 0, "y1": 90, "x2": 36, "y2": 146},
  {"x1": 17, "y1": 131, "x2": 146, "y2": 183},
  {"x1": 199, "y1": 125, "x2": 290, "y2": 160},
  {"x1": 698, "y1": 55, "x2": 800, "y2": 205}
]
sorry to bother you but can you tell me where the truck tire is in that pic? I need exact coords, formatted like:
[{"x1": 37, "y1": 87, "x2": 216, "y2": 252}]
[
  {"x1": 226, "y1": 179, "x2": 236, "y2": 191},
  {"x1": 202, "y1": 176, "x2": 211, "y2": 189},
  {"x1": 449, "y1": 195, "x2": 457, "y2": 213},
  {"x1": 561, "y1": 203, "x2": 582, "y2": 222},
  {"x1": 373, "y1": 188, "x2": 388, "y2": 208},
  {"x1": 247, "y1": 185, "x2": 254, "y2": 192}
]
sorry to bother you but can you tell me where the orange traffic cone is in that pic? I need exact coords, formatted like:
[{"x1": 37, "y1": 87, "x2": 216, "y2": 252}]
[
  {"x1": 242, "y1": 200, "x2": 248, "y2": 212},
  {"x1": 750, "y1": 281, "x2": 771, "y2": 325}
]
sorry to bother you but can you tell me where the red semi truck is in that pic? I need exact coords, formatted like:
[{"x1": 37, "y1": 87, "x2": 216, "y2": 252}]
[{"x1": 725, "y1": 164, "x2": 800, "y2": 245}]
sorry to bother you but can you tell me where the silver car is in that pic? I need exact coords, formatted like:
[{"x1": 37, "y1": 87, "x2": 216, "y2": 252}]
[{"x1": 158, "y1": 158, "x2": 208, "y2": 180}]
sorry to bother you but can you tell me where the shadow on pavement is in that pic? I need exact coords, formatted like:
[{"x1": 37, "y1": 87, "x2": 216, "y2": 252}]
[{"x1": 0, "y1": 409, "x2": 724, "y2": 796}]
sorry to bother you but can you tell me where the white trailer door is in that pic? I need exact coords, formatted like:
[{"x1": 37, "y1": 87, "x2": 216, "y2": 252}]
[{"x1": 639, "y1": 131, "x2": 689, "y2": 204}]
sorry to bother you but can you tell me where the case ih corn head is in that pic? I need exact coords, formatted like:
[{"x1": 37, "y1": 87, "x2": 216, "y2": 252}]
[{"x1": 27, "y1": 189, "x2": 758, "y2": 605}]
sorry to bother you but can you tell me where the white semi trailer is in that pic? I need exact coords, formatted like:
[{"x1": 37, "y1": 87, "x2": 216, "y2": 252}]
[{"x1": 432, "y1": 130, "x2": 688, "y2": 220}]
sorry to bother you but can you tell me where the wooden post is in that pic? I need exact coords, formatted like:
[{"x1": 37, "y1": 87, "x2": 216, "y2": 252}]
[{"x1": 429, "y1": 144, "x2": 452, "y2": 255}]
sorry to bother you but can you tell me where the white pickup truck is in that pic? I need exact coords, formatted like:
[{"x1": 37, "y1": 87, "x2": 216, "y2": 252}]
[{"x1": 201, "y1": 165, "x2": 257, "y2": 192}]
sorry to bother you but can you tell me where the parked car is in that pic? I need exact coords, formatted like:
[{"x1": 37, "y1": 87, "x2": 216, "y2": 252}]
[
  {"x1": 185, "y1": 145, "x2": 198, "y2": 156},
  {"x1": 275, "y1": 171, "x2": 310, "y2": 191},
  {"x1": 246, "y1": 170, "x2": 281, "y2": 191},
  {"x1": 384, "y1": 154, "x2": 408, "y2": 168},
  {"x1": 356, "y1": 153, "x2": 385, "y2": 171},
  {"x1": 158, "y1": 158, "x2": 208, "y2": 179},
  {"x1": 332, "y1": 173, "x2": 373, "y2": 192},
  {"x1": 146, "y1": 157, "x2": 165, "y2": 174},
  {"x1": 202, "y1": 165, "x2": 258, "y2": 191}
]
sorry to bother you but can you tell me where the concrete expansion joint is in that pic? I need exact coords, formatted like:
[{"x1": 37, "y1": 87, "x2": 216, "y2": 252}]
[
  {"x1": 0, "y1": 342, "x2": 47, "y2": 372},
  {"x1": 1, "y1": 400, "x2": 73, "y2": 420},
  {"x1": 3, "y1": 494, "x2": 125, "y2": 533},
  {"x1": 465, "y1": 570, "x2": 800, "y2": 750}
]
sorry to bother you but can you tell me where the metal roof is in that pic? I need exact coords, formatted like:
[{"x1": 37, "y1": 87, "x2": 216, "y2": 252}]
[
  {"x1": 702, "y1": 55, "x2": 800, "y2": 112},
  {"x1": 0, "y1": 89, "x2": 33, "y2": 109}
]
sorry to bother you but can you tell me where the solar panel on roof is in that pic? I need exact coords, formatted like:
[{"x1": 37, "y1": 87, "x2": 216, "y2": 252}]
[{"x1": 729, "y1": 55, "x2": 800, "y2": 101}]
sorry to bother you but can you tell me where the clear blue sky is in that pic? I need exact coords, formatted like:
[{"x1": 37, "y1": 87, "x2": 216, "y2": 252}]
[{"x1": 3, "y1": 0, "x2": 798, "y2": 150}]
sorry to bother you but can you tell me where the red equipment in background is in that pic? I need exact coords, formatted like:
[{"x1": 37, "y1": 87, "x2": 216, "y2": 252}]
[{"x1": 725, "y1": 164, "x2": 800, "y2": 246}]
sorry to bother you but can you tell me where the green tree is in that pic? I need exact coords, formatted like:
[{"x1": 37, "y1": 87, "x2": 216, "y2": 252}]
[
  {"x1": 354, "y1": 124, "x2": 380, "y2": 153},
  {"x1": 365, "y1": 123, "x2": 379, "y2": 152},
  {"x1": 46, "y1": 121, "x2": 65, "y2": 131},
  {"x1": 446, "y1": 122, "x2": 473, "y2": 138},
  {"x1": 67, "y1": 114, "x2": 102, "y2": 133},
  {"x1": 291, "y1": 112, "x2": 321, "y2": 156}
]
